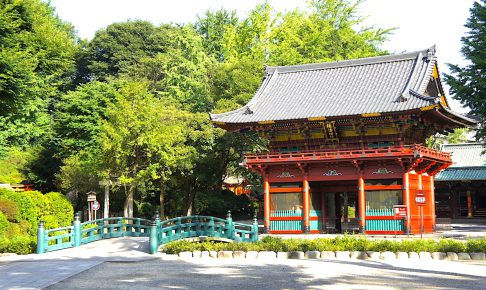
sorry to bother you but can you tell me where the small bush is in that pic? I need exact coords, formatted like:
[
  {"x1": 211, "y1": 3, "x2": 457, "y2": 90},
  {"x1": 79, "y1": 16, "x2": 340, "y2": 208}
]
[
  {"x1": 0, "y1": 212, "x2": 8, "y2": 237},
  {"x1": 436, "y1": 239, "x2": 466, "y2": 253},
  {"x1": 45, "y1": 192, "x2": 74, "y2": 227},
  {"x1": 24, "y1": 191, "x2": 49, "y2": 221},
  {"x1": 0, "y1": 189, "x2": 37, "y2": 233},
  {"x1": 0, "y1": 237, "x2": 9, "y2": 252},
  {"x1": 0, "y1": 197, "x2": 19, "y2": 221},
  {"x1": 466, "y1": 238, "x2": 486, "y2": 253},
  {"x1": 6, "y1": 236, "x2": 35, "y2": 255}
]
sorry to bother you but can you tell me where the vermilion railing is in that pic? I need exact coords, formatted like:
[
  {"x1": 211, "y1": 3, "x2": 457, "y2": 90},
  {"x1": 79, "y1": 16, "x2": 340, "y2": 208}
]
[{"x1": 244, "y1": 145, "x2": 451, "y2": 165}]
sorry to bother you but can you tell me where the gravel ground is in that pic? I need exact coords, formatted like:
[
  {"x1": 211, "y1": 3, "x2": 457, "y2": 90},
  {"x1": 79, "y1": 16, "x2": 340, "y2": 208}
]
[{"x1": 46, "y1": 257, "x2": 486, "y2": 290}]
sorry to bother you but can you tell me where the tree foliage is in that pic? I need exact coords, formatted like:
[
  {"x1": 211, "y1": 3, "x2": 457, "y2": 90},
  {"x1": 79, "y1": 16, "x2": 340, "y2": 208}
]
[
  {"x1": 445, "y1": 0, "x2": 486, "y2": 140},
  {"x1": 1, "y1": 0, "x2": 392, "y2": 219},
  {"x1": 0, "y1": 0, "x2": 78, "y2": 155}
]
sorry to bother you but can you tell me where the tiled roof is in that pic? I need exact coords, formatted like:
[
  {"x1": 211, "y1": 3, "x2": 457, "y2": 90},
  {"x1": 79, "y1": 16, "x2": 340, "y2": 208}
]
[
  {"x1": 436, "y1": 143, "x2": 486, "y2": 181},
  {"x1": 435, "y1": 167, "x2": 486, "y2": 181},
  {"x1": 440, "y1": 143, "x2": 486, "y2": 167},
  {"x1": 211, "y1": 47, "x2": 471, "y2": 124}
]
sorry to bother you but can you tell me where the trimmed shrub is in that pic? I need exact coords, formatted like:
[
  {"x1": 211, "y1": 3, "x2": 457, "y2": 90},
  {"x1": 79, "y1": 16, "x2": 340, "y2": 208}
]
[
  {"x1": 436, "y1": 238, "x2": 466, "y2": 253},
  {"x1": 24, "y1": 191, "x2": 49, "y2": 220},
  {"x1": 45, "y1": 192, "x2": 74, "y2": 227},
  {"x1": 0, "y1": 237, "x2": 9, "y2": 252},
  {"x1": 161, "y1": 236, "x2": 486, "y2": 254},
  {"x1": 0, "y1": 189, "x2": 37, "y2": 234},
  {"x1": 0, "y1": 197, "x2": 19, "y2": 221},
  {"x1": 6, "y1": 236, "x2": 35, "y2": 255},
  {"x1": 466, "y1": 238, "x2": 486, "y2": 253},
  {"x1": 0, "y1": 212, "x2": 8, "y2": 237}
]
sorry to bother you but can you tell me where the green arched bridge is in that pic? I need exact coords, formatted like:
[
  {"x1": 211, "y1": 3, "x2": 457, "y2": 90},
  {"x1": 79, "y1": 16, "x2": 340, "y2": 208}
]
[{"x1": 36, "y1": 211, "x2": 258, "y2": 254}]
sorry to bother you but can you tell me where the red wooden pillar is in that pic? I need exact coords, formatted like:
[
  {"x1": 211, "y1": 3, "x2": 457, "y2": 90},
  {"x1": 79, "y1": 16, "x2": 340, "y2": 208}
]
[
  {"x1": 263, "y1": 175, "x2": 270, "y2": 233},
  {"x1": 467, "y1": 190, "x2": 473, "y2": 218},
  {"x1": 403, "y1": 172, "x2": 411, "y2": 234},
  {"x1": 358, "y1": 171, "x2": 366, "y2": 234},
  {"x1": 303, "y1": 176, "x2": 310, "y2": 233},
  {"x1": 429, "y1": 176, "x2": 436, "y2": 231}
]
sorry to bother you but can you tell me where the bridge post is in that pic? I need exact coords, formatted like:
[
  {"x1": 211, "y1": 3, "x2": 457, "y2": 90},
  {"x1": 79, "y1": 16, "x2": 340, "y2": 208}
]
[
  {"x1": 36, "y1": 220, "x2": 45, "y2": 254},
  {"x1": 73, "y1": 212, "x2": 81, "y2": 247},
  {"x1": 150, "y1": 216, "x2": 159, "y2": 254},
  {"x1": 252, "y1": 213, "x2": 259, "y2": 242},
  {"x1": 226, "y1": 211, "x2": 234, "y2": 240}
]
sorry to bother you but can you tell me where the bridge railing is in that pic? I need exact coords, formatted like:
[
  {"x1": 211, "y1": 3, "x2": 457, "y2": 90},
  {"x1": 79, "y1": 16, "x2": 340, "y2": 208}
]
[
  {"x1": 37, "y1": 214, "x2": 151, "y2": 254},
  {"x1": 149, "y1": 211, "x2": 259, "y2": 254},
  {"x1": 37, "y1": 211, "x2": 259, "y2": 254},
  {"x1": 80, "y1": 217, "x2": 151, "y2": 245}
]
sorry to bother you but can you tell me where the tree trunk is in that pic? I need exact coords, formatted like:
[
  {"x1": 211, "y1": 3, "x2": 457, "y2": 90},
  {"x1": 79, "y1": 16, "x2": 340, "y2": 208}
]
[
  {"x1": 159, "y1": 180, "x2": 165, "y2": 219},
  {"x1": 185, "y1": 189, "x2": 196, "y2": 216},
  {"x1": 124, "y1": 185, "x2": 134, "y2": 218},
  {"x1": 103, "y1": 184, "x2": 110, "y2": 219},
  {"x1": 123, "y1": 193, "x2": 128, "y2": 218}
]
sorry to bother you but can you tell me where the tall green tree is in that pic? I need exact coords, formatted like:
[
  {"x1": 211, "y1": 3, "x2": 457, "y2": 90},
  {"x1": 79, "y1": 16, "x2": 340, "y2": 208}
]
[
  {"x1": 445, "y1": 0, "x2": 486, "y2": 140},
  {"x1": 53, "y1": 81, "x2": 118, "y2": 160},
  {"x1": 100, "y1": 81, "x2": 209, "y2": 218},
  {"x1": 0, "y1": 0, "x2": 78, "y2": 155},
  {"x1": 269, "y1": 0, "x2": 389, "y2": 65},
  {"x1": 81, "y1": 20, "x2": 169, "y2": 81}
]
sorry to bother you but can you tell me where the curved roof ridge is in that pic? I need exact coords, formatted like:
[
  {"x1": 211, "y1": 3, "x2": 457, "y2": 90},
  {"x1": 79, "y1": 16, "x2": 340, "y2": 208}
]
[
  {"x1": 396, "y1": 52, "x2": 423, "y2": 102},
  {"x1": 439, "y1": 104, "x2": 479, "y2": 124},
  {"x1": 409, "y1": 89, "x2": 438, "y2": 102},
  {"x1": 265, "y1": 48, "x2": 433, "y2": 75},
  {"x1": 247, "y1": 68, "x2": 278, "y2": 108}
]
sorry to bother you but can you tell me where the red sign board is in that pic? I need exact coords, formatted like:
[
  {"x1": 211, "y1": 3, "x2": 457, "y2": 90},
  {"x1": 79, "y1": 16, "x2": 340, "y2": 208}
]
[
  {"x1": 415, "y1": 190, "x2": 426, "y2": 205},
  {"x1": 92, "y1": 200, "x2": 100, "y2": 211},
  {"x1": 393, "y1": 205, "x2": 407, "y2": 217}
]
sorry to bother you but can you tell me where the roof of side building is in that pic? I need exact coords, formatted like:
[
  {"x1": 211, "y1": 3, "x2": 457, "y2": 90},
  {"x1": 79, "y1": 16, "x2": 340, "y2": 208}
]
[{"x1": 436, "y1": 143, "x2": 486, "y2": 181}]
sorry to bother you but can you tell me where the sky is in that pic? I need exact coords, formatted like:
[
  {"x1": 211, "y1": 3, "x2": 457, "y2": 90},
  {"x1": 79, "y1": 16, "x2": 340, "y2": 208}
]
[{"x1": 49, "y1": 0, "x2": 476, "y2": 113}]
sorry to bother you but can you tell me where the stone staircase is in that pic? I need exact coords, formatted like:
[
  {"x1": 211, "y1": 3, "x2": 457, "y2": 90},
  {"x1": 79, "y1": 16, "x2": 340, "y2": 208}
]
[{"x1": 473, "y1": 208, "x2": 486, "y2": 218}]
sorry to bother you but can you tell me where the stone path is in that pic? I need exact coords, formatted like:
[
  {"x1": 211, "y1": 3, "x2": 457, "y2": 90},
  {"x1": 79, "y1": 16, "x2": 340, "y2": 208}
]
[
  {"x1": 1, "y1": 236, "x2": 486, "y2": 289},
  {"x1": 0, "y1": 237, "x2": 160, "y2": 290}
]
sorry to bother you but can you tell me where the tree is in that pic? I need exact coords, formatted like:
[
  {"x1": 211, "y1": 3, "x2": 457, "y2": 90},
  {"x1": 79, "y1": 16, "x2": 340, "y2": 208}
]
[
  {"x1": 100, "y1": 81, "x2": 206, "y2": 218},
  {"x1": 124, "y1": 25, "x2": 213, "y2": 113},
  {"x1": 53, "y1": 81, "x2": 118, "y2": 160},
  {"x1": 268, "y1": 0, "x2": 390, "y2": 65},
  {"x1": 445, "y1": 0, "x2": 486, "y2": 140},
  {"x1": 0, "y1": 0, "x2": 78, "y2": 155},
  {"x1": 426, "y1": 128, "x2": 471, "y2": 150},
  {"x1": 195, "y1": 9, "x2": 238, "y2": 61},
  {"x1": 82, "y1": 20, "x2": 169, "y2": 81}
]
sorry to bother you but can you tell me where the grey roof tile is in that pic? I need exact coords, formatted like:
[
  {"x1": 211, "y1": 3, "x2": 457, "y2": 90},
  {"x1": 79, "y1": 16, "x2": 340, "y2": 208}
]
[
  {"x1": 211, "y1": 47, "x2": 448, "y2": 124},
  {"x1": 440, "y1": 143, "x2": 486, "y2": 167}
]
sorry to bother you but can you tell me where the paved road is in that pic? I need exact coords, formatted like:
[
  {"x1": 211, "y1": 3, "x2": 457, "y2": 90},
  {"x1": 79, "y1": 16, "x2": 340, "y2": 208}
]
[
  {"x1": 46, "y1": 258, "x2": 486, "y2": 290},
  {"x1": 1, "y1": 237, "x2": 486, "y2": 290}
]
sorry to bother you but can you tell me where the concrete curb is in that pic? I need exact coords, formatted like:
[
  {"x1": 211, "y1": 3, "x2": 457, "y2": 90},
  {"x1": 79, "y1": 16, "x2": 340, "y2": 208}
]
[{"x1": 176, "y1": 250, "x2": 486, "y2": 261}]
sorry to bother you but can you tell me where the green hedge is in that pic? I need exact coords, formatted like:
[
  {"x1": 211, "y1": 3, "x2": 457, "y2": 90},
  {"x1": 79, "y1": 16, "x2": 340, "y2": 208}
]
[
  {"x1": 0, "y1": 236, "x2": 36, "y2": 255},
  {"x1": 161, "y1": 236, "x2": 486, "y2": 254},
  {"x1": 0, "y1": 212, "x2": 8, "y2": 236},
  {"x1": 0, "y1": 188, "x2": 37, "y2": 234},
  {"x1": 45, "y1": 192, "x2": 74, "y2": 227},
  {"x1": 0, "y1": 189, "x2": 74, "y2": 254}
]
